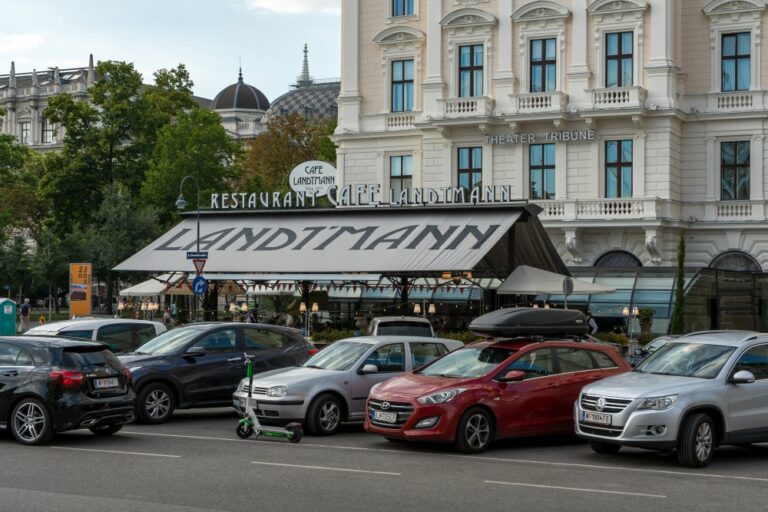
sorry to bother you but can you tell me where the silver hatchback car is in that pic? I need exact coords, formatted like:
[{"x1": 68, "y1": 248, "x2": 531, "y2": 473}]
[
  {"x1": 232, "y1": 336, "x2": 463, "y2": 435},
  {"x1": 575, "y1": 331, "x2": 768, "y2": 467}
]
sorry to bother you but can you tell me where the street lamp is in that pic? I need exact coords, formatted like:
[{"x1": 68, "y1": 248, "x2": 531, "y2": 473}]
[
  {"x1": 623, "y1": 306, "x2": 640, "y2": 355},
  {"x1": 177, "y1": 175, "x2": 201, "y2": 321}
]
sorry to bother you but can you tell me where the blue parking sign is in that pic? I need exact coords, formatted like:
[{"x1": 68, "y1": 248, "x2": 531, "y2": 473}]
[{"x1": 192, "y1": 275, "x2": 207, "y2": 296}]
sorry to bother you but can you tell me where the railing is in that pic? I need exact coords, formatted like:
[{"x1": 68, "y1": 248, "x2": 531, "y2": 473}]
[
  {"x1": 386, "y1": 112, "x2": 415, "y2": 129},
  {"x1": 237, "y1": 122, "x2": 252, "y2": 130},
  {"x1": 591, "y1": 86, "x2": 645, "y2": 109},
  {"x1": 438, "y1": 96, "x2": 495, "y2": 118},
  {"x1": 717, "y1": 201, "x2": 752, "y2": 218},
  {"x1": 577, "y1": 199, "x2": 646, "y2": 218},
  {"x1": 516, "y1": 92, "x2": 567, "y2": 114},
  {"x1": 535, "y1": 198, "x2": 662, "y2": 221},
  {"x1": 537, "y1": 201, "x2": 566, "y2": 218},
  {"x1": 709, "y1": 91, "x2": 765, "y2": 112}
]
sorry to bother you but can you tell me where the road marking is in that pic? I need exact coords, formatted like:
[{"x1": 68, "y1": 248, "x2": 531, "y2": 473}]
[
  {"x1": 251, "y1": 461, "x2": 400, "y2": 476},
  {"x1": 123, "y1": 430, "x2": 768, "y2": 484},
  {"x1": 51, "y1": 447, "x2": 181, "y2": 458},
  {"x1": 457, "y1": 455, "x2": 768, "y2": 484},
  {"x1": 485, "y1": 480, "x2": 666, "y2": 499}
]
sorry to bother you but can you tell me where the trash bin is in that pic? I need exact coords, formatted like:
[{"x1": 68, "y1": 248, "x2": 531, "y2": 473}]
[{"x1": 0, "y1": 298, "x2": 16, "y2": 335}]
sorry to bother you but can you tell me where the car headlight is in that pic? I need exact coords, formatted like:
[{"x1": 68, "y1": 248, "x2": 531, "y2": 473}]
[
  {"x1": 637, "y1": 394, "x2": 678, "y2": 411},
  {"x1": 267, "y1": 385, "x2": 287, "y2": 398},
  {"x1": 417, "y1": 388, "x2": 468, "y2": 405}
]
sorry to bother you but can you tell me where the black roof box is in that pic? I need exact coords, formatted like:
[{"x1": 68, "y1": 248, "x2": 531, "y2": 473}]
[{"x1": 469, "y1": 308, "x2": 588, "y2": 337}]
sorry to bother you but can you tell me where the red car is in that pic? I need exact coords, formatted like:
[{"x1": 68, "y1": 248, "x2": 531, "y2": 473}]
[{"x1": 365, "y1": 309, "x2": 631, "y2": 453}]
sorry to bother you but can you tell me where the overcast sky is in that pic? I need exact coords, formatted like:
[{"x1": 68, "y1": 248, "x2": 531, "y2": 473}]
[{"x1": 0, "y1": 0, "x2": 341, "y2": 101}]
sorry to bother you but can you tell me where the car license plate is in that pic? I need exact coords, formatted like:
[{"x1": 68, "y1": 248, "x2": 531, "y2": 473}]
[
  {"x1": 581, "y1": 410, "x2": 612, "y2": 425},
  {"x1": 373, "y1": 410, "x2": 397, "y2": 423},
  {"x1": 94, "y1": 377, "x2": 119, "y2": 389}
]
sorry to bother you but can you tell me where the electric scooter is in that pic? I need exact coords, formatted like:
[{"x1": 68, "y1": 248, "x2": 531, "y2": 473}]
[{"x1": 236, "y1": 353, "x2": 303, "y2": 443}]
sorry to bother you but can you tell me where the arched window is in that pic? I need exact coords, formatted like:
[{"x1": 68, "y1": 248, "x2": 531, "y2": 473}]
[
  {"x1": 594, "y1": 250, "x2": 642, "y2": 268},
  {"x1": 709, "y1": 251, "x2": 761, "y2": 272}
]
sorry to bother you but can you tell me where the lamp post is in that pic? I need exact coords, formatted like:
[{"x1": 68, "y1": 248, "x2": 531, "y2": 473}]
[
  {"x1": 176, "y1": 175, "x2": 201, "y2": 321},
  {"x1": 623, "y1": 306, "x2": 640, "y2": 356}
]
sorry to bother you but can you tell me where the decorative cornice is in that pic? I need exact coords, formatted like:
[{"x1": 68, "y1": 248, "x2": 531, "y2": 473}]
[
  {"x1": 512, "y1": 1, "x2": 570, "y2": 22},
  {"x1": 703, "y1": 0, "x2": 768, "y2": 16},
  {"x1": 440, "y1": 8, "x2": 497, "y2": 29},
  {"x1": 586, "y1": 0, "x2": 649, "y2": 16},
  {"x1": 373, "y1": 26, "x2": 426, "y2": 46}
]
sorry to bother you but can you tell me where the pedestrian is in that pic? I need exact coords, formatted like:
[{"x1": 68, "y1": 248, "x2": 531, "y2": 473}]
[
  {"x1": 163, "y1": 306, "x2": 171, "y2": 324},
  {"x1": 19, "y1": 298, "x2": 31, "y2": 333},
  {"x1": 246, "y1": 310, "x2": 255, "y2": 323},
  {"x1": 586, "y1": 310, "x2": 598, "y2": 335}
]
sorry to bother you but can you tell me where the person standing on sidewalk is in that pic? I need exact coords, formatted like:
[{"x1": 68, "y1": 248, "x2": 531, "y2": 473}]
[{"x1": 19, "y1": 298, "x2": 31, "y2": 333}]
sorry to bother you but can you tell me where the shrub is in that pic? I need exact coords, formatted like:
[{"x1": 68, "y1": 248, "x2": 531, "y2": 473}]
[
  {"x1": 594, "y1": 332, "x2": 629, "y2": 345},
  {"x1": 310, "y1": 329, "x2": 356, "y2": 343},
  {"x1": 442, "y1": 331, "x2": 483, "y2": 344}
]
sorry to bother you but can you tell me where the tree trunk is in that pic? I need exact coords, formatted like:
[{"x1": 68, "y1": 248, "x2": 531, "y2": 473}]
[{"x1": 105, "y1": 271, "x2": 114, "y2": 315}]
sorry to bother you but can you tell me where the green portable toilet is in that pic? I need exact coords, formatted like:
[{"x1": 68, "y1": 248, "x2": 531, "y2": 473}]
[{"x1": 0, "y1": 298, "x2": 16, "y2": 335}]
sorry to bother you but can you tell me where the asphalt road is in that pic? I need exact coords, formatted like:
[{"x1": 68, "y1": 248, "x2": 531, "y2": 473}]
[{"x1": 2, "y1": 408, "x2": 767, "y2": 512}]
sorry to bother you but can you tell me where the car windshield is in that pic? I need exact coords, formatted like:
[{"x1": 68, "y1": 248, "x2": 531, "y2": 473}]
[
  {"x1": 418, "y1": 346, "x2": 516, "y2": 378},
  {"x1": 376, "y1": 322, "x2": 432, "y2": 337},
  {"x1": 634, "y1": 342, "x2": 736, "y2": 379},
  {"x1": 302, "y1": 341, "x2": 371, "y2": 371},
  {"x1": 134, "y1": 326, "x2": 208, "y2": 355}
]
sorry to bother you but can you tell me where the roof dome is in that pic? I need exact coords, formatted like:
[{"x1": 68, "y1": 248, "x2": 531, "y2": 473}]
[
  {"x1": 265, "y1": 82, "x2": 339, "y2": 121},
  {"x1": 212, "y1": 69, "x2": 269, "y2": 111}
]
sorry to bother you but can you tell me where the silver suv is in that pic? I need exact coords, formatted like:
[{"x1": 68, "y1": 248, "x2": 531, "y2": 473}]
[{"x1": 575, "y1": 331, "x2": 768, "y2": 467}]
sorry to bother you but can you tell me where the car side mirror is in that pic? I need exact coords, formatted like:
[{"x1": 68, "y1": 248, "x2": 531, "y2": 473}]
[
  {"x1": 730, "y1": 370, "x2": 756, "y2": 384},
  {"x1": 185, "y1": 346, "x2": 206, "y2": 358},
  {"x1": 359, "y1": 364, "x2": 379, "y2": 374},
  {"x1": 499, "y1": 370, "x2": 525, "y2": 382}
]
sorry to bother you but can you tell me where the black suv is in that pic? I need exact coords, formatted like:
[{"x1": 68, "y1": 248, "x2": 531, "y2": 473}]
[
  {"x1": 0, "y1": 336, "x2": 135, "y2": 445},
  {"x1": 118, "y1": 323, "x2": 316, "y2": 424}
]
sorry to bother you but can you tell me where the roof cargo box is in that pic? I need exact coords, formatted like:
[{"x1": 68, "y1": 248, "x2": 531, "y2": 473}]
[{"x1": 469, "y1": 308, "x2": 588, "y2": 337}]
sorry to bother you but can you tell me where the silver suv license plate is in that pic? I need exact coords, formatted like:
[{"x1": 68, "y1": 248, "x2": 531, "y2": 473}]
[{"x1": 581, "y1": 410, "x2": 612, "y2": 425}]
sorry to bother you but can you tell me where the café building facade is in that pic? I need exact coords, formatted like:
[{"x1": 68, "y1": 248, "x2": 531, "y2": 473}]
[{"x1": 333, "y1": 0, "x2": 768, "y2": 332}]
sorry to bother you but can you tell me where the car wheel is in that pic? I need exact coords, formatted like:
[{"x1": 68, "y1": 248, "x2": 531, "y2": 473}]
[
  {"x1": 589, "y1": 440, "x2": 622, "y2": 454},
  {"x1": 677, "y1": 413, "x2": 715, "y2": 468},
  {"x1": 306, "y1": 394, "x2": 342, "y2": 436},
  {"x1": 137, "y1": 383, "x2": 175, "y2": 424},
  {"x1": 89, "y1": 424, "x2": 124, "y2": 436},
  {"x1": 10, "y1": 398, "x2": 54, "y2": 445},
  {"x1": 455, "y1": 407, "x2": 494, "y2": 454}
]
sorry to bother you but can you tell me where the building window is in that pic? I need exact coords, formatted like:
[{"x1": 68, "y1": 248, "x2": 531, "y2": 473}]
[
  {"x1": 391, "y1": 60, "x2": 414, "y2": 112},
  {"x1": 41, "y1": 119, "x2": 54, "y2": 144},
  {"x1": 459, "y1": 44, "x2": 483, "y2": 97},
  {"x1": 529, "y1": 144, "x2": 555, "y2": 200},
  {"x1": 19, "y1": 121, "x2": 30, "y2": 145},
  {"x1": 458, "y1": 147, "x2": 482, "y2": 192},
  {"x1": 390, "y1": 155, "x2": 413, "y2": 198},
  {"x1": 722, "y1": 32, "x2": 751, "y2": 92},
  {"x1": 530, "y1": 39, "x2": 556, "y2": 93},
  {"x1": 605, "y1": 32, "x2": 633, "y2": 87},
  {"x1": 392, "y1": 0, "x2": 414, "y2": 17},
  {"x1": 605, "y1": 140, "x2": 632, "y2": 198},
  {"x1": 721, "y1": 141, "x2": 750, "y2": 201}
]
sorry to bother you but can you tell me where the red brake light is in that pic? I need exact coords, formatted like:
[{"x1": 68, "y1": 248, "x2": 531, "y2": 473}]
[
  {"x1": 308, "y1": 347, "x2": 319, "y2": 356},
  {"x1": 122, "y1": 367, "x2": 132, "y2": 385},
  {"x1": 48, "y1": 370, "x2": 85, "y2": 389}
]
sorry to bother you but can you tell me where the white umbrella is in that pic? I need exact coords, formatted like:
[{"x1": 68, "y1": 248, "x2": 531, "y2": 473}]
[{"x1": 496, "y1": 265, "x2": 615, "y2": 295}]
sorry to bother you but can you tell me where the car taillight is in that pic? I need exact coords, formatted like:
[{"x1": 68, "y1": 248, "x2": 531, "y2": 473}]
[
  {"x1": 308, "y1": 347, "x2": 319, "y2": 356},
  {"x1": 122, "y1": 367, "x2": 132, "y2": 385},
  {"x1": 48, "y1": 370, "x2": 85, "y2": 389}
]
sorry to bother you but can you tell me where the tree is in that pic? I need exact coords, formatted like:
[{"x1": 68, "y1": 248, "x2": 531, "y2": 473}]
[
  {"x1": 236, "y1": 114, "x2": 336, "y2": 192},
  {"x1": 0, "y1": 135, "x2": 47, "y2": 241},
  {"x1": 669, "y1": 235, "x2": 686, "y2": 334},
  {"x1": 83, "y1": 183, "x2": 161, "y2": 314},
  {"x1": 141, "y1": 108, "x2": 242, "y2": 224},
  {"x1": 43, "y1": 60, "x2": 197, "y2": 230}
]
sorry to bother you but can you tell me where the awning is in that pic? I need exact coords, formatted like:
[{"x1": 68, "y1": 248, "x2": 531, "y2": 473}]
[
  {"x1": 114, "y1": 205, "x2": 567, "y2": 277},
  {"x1": 496, "y1": 265, "x2": 615, "y2": 295},
  {"x1": 119, "y1": 273, "x2": 186, "y2": 297}
]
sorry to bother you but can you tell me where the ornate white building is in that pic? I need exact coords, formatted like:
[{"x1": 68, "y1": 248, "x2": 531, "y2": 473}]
[{"x1": 335, "y1": 0, "x2": 768, "y2": 331}]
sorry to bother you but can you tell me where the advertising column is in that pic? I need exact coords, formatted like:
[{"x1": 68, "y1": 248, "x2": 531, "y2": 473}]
[{"x1": 69, "y1": 263, "x2": 92, "y2": 317}]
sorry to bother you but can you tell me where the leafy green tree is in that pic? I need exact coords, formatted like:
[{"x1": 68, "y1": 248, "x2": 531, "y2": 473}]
[
  {"x1": 236, "y1": 114, "x2": 336, "y2": 192},
  {"x1": 669, "y1": 235, "x2": 686, "y2": 334},
  {"x1": 141, "y1": 108, "x2": 241, "y2": 224},
  {"x1": 83, "y1": 183, "x2": 161, "y2": 314}
]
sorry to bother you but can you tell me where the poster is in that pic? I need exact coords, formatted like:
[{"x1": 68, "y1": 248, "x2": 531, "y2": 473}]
[{"x1": 69, "y1": 263, "x2": 92, "y2": 317}]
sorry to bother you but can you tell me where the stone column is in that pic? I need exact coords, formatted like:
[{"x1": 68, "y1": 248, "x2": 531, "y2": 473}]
[
  {"x1": 338, "y1": 0, "x2": 361, "y2": 132},
  {"x1": 646, "y1": 0, "x2": 677, "y2": 109},
  {"x1": 494, "y1": 0, "x2": 516, "y2": 114},
  {"x1": 567, "y1": 0, "x2": 591, "y2": 110},
  {"x1": 422, "y1": 0, "x2": 444, "y2": 118}
]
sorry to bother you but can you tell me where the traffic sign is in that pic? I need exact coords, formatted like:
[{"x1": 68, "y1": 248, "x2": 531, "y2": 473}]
[
  {"x1": 187, "y1": 251, "x2": 208, "y2": 260},
  {"x1": 192, "y1": 275, "x2": 208, "y2": 296},
  {"x1": 192, "y1": 259, "x2": 206, "y2": 275}
]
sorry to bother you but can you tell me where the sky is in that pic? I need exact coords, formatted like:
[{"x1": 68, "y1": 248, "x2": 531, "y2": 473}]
[{"x1": 0, "y1": 0, "x2": 341, "y2": 101}]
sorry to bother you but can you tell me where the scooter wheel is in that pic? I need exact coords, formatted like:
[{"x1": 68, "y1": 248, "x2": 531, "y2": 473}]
[
  {"x1": 237, "y1": 424, "x2": 254, "y2": 439},
  {"x1": 286, "y1": 423, "x2": 303, "y2": 444}
]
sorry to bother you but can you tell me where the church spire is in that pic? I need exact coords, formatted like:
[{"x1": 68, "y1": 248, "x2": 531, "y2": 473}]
[{"x1": 296, "y1": 43, "x2": 313, "y2": 87}]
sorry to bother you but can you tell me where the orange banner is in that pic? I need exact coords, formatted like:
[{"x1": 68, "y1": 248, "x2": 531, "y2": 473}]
[{"x1": 69, "y1": 263, "x2": 92, "y2": 317}]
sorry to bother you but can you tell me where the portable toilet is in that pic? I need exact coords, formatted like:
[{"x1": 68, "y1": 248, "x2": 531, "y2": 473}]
[{"x1": 0, "y1": 298, "x2": 16, "y2": 335}]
